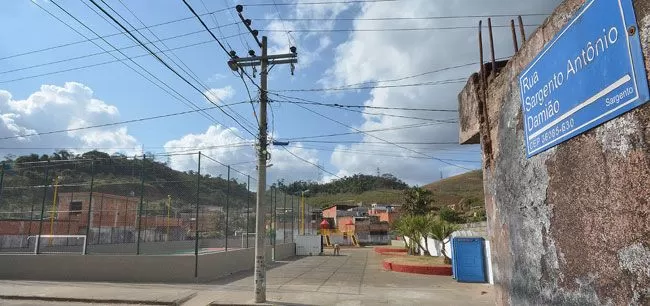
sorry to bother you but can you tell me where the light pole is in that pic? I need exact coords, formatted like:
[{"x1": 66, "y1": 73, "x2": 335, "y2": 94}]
[{"x1": 300, "y1": 190, "x2": 310, "y2": 235}]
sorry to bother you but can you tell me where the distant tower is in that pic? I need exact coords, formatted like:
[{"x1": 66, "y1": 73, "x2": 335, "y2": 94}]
[
  {"x1": 318, "y1": 162, "x2": 324, "y2": 181},
  {"x1": 376, "y1": 167, "x2": 381, "y2": 177}
]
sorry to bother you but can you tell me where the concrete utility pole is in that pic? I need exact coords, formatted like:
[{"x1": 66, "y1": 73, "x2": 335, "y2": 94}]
[{"x1": 230, "y1": 5, "x2": 297, "y2": 303}]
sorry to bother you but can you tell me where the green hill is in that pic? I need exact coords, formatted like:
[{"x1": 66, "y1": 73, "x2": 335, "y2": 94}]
[
  {"x1": 0, "y1": 150, "x2": 252, "y2": 215},
  {"x1": 423, "y1": 170, "x2": 485, "y2": 221}
]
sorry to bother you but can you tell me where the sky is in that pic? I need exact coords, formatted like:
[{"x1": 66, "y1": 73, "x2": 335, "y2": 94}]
[{"x1": 0, "y1": 0, "x2": 562, "y2": 187}]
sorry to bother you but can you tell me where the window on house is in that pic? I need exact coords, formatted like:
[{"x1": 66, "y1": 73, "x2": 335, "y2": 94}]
[{"x1": 69, "y1": 201, "x2": 82, "y2": 216}]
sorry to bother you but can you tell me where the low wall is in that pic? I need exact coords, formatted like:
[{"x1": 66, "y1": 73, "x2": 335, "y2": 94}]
[{"x1": 0, "y1": 243, "x2": 295, "y2": 283}]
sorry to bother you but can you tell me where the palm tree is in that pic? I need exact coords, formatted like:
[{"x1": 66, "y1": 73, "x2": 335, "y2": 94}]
[
  {"x1": 428, "y1": 216, "x2": 459, "y2": 264},
  {"x1": 394, "y1": 215, "x2": 429, "y2": 255}
]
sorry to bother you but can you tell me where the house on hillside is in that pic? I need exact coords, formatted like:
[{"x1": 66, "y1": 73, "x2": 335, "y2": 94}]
[{"x1": 320, "y1": 204, "x2": 389, "y2": 244}]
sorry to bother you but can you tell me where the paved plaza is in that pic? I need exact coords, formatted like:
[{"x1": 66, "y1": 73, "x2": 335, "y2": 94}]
[{"x1": 0, "y1": 247, "x2": 493, "y2": 305}]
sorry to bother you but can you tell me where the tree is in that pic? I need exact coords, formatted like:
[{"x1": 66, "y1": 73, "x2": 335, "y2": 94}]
[
  {"x1": 439, "y1": 207, "x2": 463, "y2": 223},
  {"x1": 428, "y1": 216, "x2": 460, "y2": 264},
  {"x1": 402, "y1": 187, "x2": 432, "y2": 216},
  {"x1": 394, "y1": 215, "x2": 429, "y2": 255}
]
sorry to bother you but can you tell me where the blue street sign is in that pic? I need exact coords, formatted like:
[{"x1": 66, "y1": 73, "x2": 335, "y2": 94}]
[{"x1": 519, "y1": 0, "x2": 649, "y2": 157}]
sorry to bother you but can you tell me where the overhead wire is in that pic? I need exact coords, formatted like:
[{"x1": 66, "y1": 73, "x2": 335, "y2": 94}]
[
  {"x1": 109, "y1": 0, "x2": 258, "y2": 132},
  {"x1": 261, "y1": 24, "x2": 541, "y2": 32},
  {"x1": 292, "y1": 144, "x2": 480, "y2": 163},
  {"x1": 272, "y1": 78, "x2": 467, "y2": 92},
  {"x1": 249, "y1": 13, "x2": 550, "y2": 21},
  {"x1": 0, "y1": 35, "x2": 245, "y2": 84},
  {"x1": 272, "y1": 98, "x2": 457, "y2": 122},
  {"x1": 0, "y1": 101, "x2": 251, "y2": 141},
  {"x1": 40, "y1": 0, "x2": 228, "y2": 133},
  {"x1": 283, "y1": 122, "x2": 447, "y2": 141},
  {"x1": 244, "y1": 0, "x2": 396, "y2": 6},
  {"x1": 88, "y1": 0, "x2": 256, "y2": 138},
  {"x1": 277, "y1": 146, "x2": 341, "y2": 179},
  {"x1": 181, "y1": 0, "x2": 261, "y2": 90},
  {"x1": 270, "y1": 92, "x2": 458, "y2": 112},
  {"x1": 289, "y1": 103, "x2": 475, "y2": 170},
  {"x1": 0, "y1": 6, "x2": 237, "y2": 61}
]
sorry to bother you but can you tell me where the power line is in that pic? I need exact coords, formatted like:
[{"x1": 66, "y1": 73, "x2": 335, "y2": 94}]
[
  {"x1": 293, "y1": 144, "x2": 480, "y2": 163},
  {"x1": 290, "y1": 103, "x2": 473, "y2": 170},
  {"x1": 272, "y1": 78, "x2": 466, "y2": 92},
  {"x1": 0, "y1": 7, "x2": 235, "y2": 61},
  {"x1": 273, "y1": 98, "x2": 457, "y2": 122},
  {"x1": 0, "y1": 101, "x2": 250, "y2": 141},
  {"x1": 270, "y1": 93, "x2": 457, "y2": 112},
  {"x1": 181, "y1": 0, "x2": 262, "y2": 91},
  {"x1": 89, "y1": 0, "x2": 256, "y2": 138},
  {"x1": 202, "y1": 154, "x2": 255, "y2": 180},
  {"x1": 41, "y1": 0, "x2": 228, "y2": 132},
  {"x1": 108, "y1": 0, "x2": 258, "y2": 132},
  {"x1": 244, "y1": 0, "x2": 396, "y2": 6},
  {"x1": 297, "y1": 140, "x2": 459, "y2": 145},
  {"x1": 278, "y1": 146, "x2": 341, "y2": 179},
  {"x1": 0, "y1": 36, "x2": 243, "y2": 84},
  {"x1": 261, "y1": 24, "x2": 540, "y2": 32},
  {"x1": 282, "y1": 122, "x2": 447, "y2": 141},
  {"x1": 251, "y1": 13, "x2": 550, "y2": 21}
]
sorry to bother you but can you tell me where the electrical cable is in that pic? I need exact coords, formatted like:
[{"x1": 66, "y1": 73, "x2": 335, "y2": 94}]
[
  {"x1": 249, "y1": 13, "x2": 550, "y2": 21},
  {"x1": 269, "y1": 93, "x2": 457, "y2": 112},
  {"x1": 272, "y1": 98, "x2": 457, "y2": 122},
  {"x1": 262, "y1": 24, "x2": 541, "y2": 32},
  {"x1": 41, "y1": 0, "x2": 228, "y2": 133},
  {"x1": 272, "y1": 78, "x2": 466, "y2": 92},
  {"x1": 108, "y1": 0, "x2": 258, "y2": 132},
  {"x1": 89, "y1": 0, "x2": 256, "y2": 138},
  {"x1": 290, "y1": 103, "x2": 474, "y2": 170},
  {"x1": 282, "y1": 122, "x2": 446, "y2": 141},
  {"x1": 0, "y1": 101, "x2": 250, "y2": 141},
  {"x1": 278, "y1": 146, "x2": 341, "y2": 179}
]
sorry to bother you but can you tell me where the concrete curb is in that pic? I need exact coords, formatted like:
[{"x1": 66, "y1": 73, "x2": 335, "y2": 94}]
[
  {"x1": 382, "y1": 259, "x2": 453, "y2": 276},
  {"x1": 0, "y1": 292, "x2": 197, "y2": 306}
]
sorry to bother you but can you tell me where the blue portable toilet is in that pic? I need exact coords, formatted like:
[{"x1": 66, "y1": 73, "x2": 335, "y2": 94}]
[{"x1": 452, "y1": 237, "x2": 487, "y2": 283}]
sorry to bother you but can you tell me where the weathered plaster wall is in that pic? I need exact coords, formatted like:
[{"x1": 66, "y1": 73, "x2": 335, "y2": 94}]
[{"x1": 458, "y1": 0, "x2": 650, "y2": 304}]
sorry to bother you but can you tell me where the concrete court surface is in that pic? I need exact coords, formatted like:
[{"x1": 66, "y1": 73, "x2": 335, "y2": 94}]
[{"x1": 0, "y1": 247, "x2": 493, "y2": 305}]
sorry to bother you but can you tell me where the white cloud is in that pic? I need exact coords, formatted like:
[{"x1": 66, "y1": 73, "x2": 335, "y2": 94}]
[
  {"x1": 265, "y1": 0, "x2": 353, "y2": 67},
  {"x1": 0, "y1": 82, "x2": 139, "y2": 155},
  {"x1": 163, "y1": 125, "x2": 321, "y2": 187},
  {"x1": 320, "y1": 0, "x2": 560, "y2": 185},
  {"x1": 204, "y1": 86, "x2": 235, "y2": 104}
]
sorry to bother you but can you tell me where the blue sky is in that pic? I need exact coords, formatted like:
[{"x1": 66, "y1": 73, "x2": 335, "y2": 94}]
[{"x1": 0, "y1": 0, "x2": 560, "y2": 186}]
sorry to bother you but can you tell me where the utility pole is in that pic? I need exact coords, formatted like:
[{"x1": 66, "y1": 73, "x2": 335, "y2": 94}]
[{"x1": 230, "y1": 5, "x2": 297, "y2": 303}]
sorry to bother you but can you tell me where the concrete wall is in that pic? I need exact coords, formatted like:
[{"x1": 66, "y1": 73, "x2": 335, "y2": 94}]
[
  {"x1": 0, "y1": 243, "x2": 295, "y2": 283},
  {"x1": 457, "y1": 0, "x2": 650, "y2": 304}
]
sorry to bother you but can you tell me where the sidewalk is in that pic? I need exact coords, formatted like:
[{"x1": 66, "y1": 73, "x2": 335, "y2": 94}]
[{"x1": 0, "y1": 248, "x2": 493, "y2": 305}]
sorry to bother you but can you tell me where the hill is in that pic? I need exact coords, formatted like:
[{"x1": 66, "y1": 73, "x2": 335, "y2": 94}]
[
  {"x1": 0, "y1": 150, "x2": 252, "y2": 215},
  {"x1": 423, "y1": 170, "x2": 485, "y2": 219}
]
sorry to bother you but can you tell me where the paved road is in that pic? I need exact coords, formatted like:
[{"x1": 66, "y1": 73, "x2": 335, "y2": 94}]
[{"x1": 0, "y1": 247, "x2": 493, "y2": 305}]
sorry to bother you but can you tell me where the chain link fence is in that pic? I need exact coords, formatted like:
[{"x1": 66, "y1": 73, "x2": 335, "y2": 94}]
[{"x1": 0, "y1": 152, "x2": 301, "y2": 255}]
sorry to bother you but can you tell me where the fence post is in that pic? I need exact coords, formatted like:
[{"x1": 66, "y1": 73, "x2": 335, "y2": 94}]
[
  {"x1": 83, "y1": 160, "x2": 95, "y2": 254},
  {"x1": 136, "y1": 155, "x2": 146, "y2": 255},
  {"x1": 225, "y1": 165, "x2": 230, "y2": 252},
  {"x1": 283, "y1": 192, "x2": 286, "y2": 243},
  {"x1": 35, "y1": 162, "x2": 50, "y2": 254},
  {"x1": 97, "y1": 194, "x2": 104, "y2": 244},
  {"x1": 246, "y1": 175, "x2": 250, "y2": 248},
  {"x1": 291, "y1": 195, "x2": 294, "y2": 242},
  {"x1": 0, "y1": 161, "x2": 5, "y2": 206},
  {"x1": 194, "y1": 152, "x2": 201, "y2": 279},
  {"x1": 273, "y1": 188, "x2": 277, "y2": 253}
]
